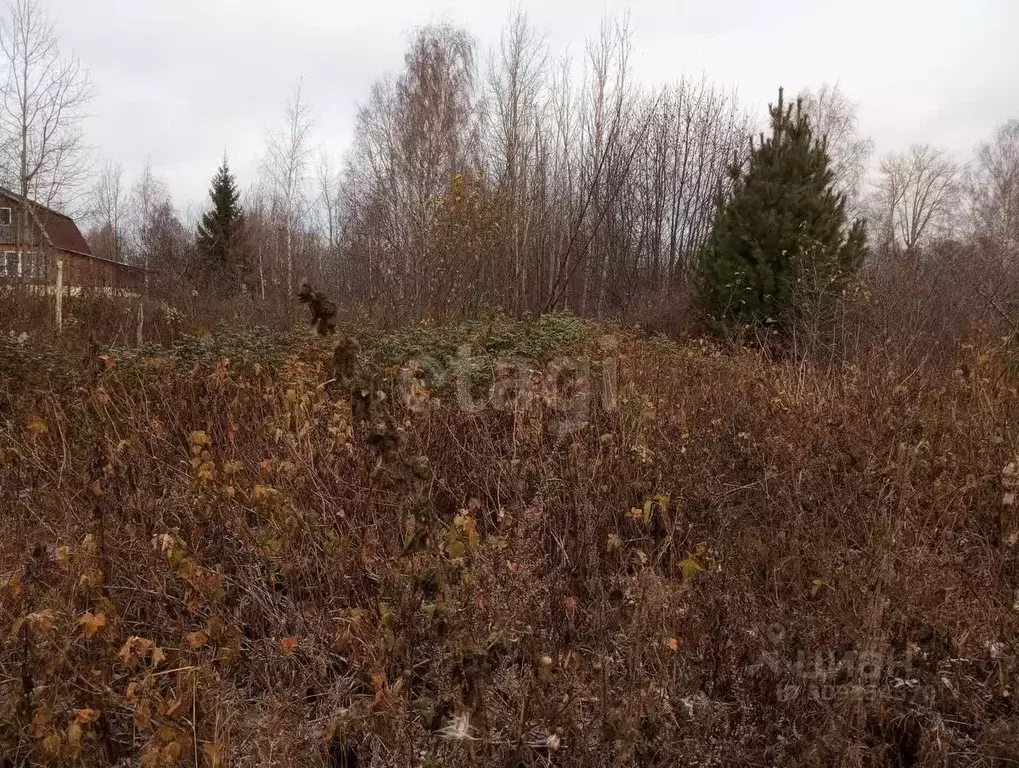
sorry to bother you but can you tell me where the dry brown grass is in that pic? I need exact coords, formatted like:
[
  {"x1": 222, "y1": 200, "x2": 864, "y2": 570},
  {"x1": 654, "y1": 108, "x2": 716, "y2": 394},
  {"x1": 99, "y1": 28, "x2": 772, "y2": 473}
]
[{"x1": 1, "y1": 315, "x2": 1018, "y2": 767}]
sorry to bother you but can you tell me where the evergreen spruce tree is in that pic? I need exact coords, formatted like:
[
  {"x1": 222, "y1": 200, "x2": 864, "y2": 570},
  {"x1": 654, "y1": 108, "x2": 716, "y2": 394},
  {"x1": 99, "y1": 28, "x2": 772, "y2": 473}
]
[
  {"x1": 698, "y1": 87, "x2": 866, "y2": 333},
  {"x1": 194, "y1": 158, "x2": 247, "y2": 293}
]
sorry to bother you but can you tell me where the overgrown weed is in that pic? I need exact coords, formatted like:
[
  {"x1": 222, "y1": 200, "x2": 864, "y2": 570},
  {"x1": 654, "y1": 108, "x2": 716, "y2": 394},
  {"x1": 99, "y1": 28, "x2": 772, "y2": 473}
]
[{"x1": 1, "y1": 315, "x2": 1017, "y2": 766}]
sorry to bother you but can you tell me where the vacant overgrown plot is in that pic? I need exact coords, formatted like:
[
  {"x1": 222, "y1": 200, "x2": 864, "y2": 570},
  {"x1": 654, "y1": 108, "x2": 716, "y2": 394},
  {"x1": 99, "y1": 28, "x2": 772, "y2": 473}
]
[
  {"x1": 2, "y1": 315, "x2": 1018, "y2": 765},
  {"x1": 0, "y1": 1, "x2": 1017, "y2": 766}
]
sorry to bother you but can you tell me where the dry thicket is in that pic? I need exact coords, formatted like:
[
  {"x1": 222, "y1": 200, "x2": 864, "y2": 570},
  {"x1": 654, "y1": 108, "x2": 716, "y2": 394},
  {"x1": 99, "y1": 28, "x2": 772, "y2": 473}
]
[{"x1": 1, "y1": 313, "x2": 1018, "y2": 766}]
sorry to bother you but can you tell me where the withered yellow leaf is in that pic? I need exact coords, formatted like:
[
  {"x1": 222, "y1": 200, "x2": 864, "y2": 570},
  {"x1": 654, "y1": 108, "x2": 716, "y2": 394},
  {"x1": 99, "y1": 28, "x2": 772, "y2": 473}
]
[
  {"x1": 251, "y1": 484, "x2": 272, "y2": 503},
  {"x1": 133, "y1": 700, "x2": 152, "y2": 730},
  {"x1": 5, "y1": 577, "x2": 21, "y2": 599},
  {"x1": 27, "y1": 609, "x2": 55, "y2": 632},
  {"x1": 75, "y1": 708, "x2": 101, "y2": 724},
  {"x1": 163, "y1": 740, "x2": 183, "y2": 760},
  {"x1": 185, "y1": 630, "x2": 207, "y2": 649},
  {"x1": 66, "y1": 721, "x2": 83, "y2": 756},
  {"x1": 119, "y1": 636, "x2": 154, "y2": 666},
  {"x1": 31, "y1": 711, "x2": 52, "y2": 739},
  {"x1": 680, "y1": 556, "x2": 704, "y2": 583},
  {"x1": 78, "y1": 611, "x2": 107, "y2": 638},
  {"x1": 55, "y1": 546, "x2": 71, "y2": 567},
  {"x1": 41, "y1": 731, "x2": 62, "y2": 754}
]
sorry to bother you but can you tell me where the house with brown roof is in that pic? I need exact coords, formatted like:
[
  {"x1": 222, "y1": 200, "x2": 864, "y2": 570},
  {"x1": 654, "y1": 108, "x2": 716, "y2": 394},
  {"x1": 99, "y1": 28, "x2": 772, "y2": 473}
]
[{"x1": 0, "y1": 187, "x2": 145, "y2": 292}]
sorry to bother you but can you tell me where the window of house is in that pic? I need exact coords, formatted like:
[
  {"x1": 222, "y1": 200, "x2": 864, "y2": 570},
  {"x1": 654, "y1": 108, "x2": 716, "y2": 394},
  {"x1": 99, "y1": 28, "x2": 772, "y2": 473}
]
[
  {"x1": 21, "y1": 251, "x2": 36, "y2": 279},
  {"x1": 1, "y1": 252, "x2": 18, "y2": 278},
  {"x1": 0, "y1": 208, "x2": 11, "y2": 227},
  {"x1": 0, "y1": 252, "x2": 43, "y2": 280}
]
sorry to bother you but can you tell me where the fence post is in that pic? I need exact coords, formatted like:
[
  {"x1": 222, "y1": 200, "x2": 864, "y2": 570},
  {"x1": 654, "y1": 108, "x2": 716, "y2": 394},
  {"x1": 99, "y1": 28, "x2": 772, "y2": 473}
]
[
  {"x1": 55, "y1": 258, "x2": 64, "y2": 332},
  {"x1": 137, "y1": 299, "x2": 144, "y2": 346}
]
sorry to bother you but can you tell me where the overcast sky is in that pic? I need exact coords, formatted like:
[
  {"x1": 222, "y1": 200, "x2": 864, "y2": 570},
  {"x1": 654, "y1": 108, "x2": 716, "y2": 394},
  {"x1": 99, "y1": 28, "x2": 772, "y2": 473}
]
[{"x1": 42, "y1": 0, "x2": 1019, "y2": 216}]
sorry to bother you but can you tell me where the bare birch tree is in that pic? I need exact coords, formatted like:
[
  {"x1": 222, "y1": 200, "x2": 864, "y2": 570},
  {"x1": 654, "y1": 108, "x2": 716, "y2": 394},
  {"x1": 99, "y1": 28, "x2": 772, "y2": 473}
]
[
  {"x1": 86, "y1": 161, "x2": 126, "y2": 263},
  {"x1": 0, "y1": 0, "x2": 91, "y2": 229},
  {"x1": 486, "y1": 9, "x2": 548, "y2": 311},
  {"x1": 264, "y1": 78, "x2": 314, "y2": 297},
  {"x1": 967, "y1": 120, "x2": 1019, "y2": 251},
  {"x1": 316, "y1": 152, "x2": 341, "y2": 253},
  {"x1": 128, "y1": 160, "x2": 171, "y2": 276},
  {"x1": 396, "y1": 23, "x2": 479, "y2": 315},
  {"x1": 874, "y1": 144, "x2": 962, "y2": 253},
  {"x1": 242, "y1": 181, "x2": 270, "y2": 301},
  {"x1": 341, "y1": 23, "x2": 480, "y2": 319},
  {"x1": 798, "y1": 82, "x2": 873, "y2": 221}
]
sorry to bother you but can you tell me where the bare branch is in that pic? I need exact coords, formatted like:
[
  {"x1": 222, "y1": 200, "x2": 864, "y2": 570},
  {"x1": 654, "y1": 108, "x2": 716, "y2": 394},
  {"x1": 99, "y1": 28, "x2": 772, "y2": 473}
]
[{"x1": 0, "y1": 0, "x2": 92, "y2": 216}]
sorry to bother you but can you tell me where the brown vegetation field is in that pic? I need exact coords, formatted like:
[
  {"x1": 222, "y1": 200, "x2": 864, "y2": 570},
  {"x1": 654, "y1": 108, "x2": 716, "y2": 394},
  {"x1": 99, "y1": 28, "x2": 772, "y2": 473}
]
[{"x1": 2, "y1": 313, "x2": 1018, "y2": 766}]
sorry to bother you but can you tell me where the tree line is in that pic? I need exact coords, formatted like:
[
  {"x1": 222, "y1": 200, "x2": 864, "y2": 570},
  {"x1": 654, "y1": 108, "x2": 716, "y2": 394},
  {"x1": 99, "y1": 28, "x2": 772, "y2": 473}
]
[{"x1": 1, "y1": 0, "x2": 1016, "y2": 341}]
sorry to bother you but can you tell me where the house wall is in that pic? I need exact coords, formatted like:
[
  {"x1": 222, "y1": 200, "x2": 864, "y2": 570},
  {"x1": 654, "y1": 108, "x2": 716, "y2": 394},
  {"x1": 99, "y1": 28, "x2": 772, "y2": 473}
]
[
  {"x1": 0, "y1": 249, "x2": 145, "y2": 292},
  {"x1": 0, "y1": 198, "x2": 44, "y2": 251},
  {"x1": 65, "y1": 251, "x2": 146, "y2": 292}
]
